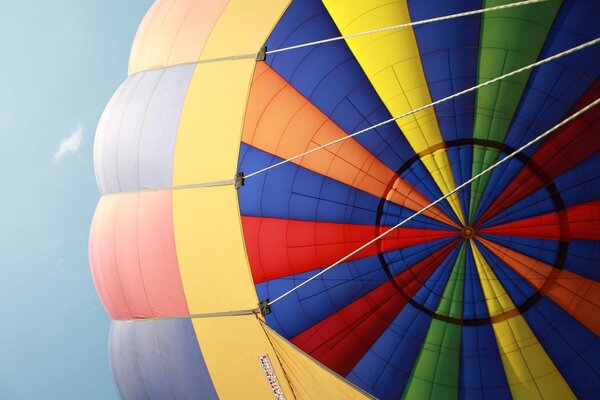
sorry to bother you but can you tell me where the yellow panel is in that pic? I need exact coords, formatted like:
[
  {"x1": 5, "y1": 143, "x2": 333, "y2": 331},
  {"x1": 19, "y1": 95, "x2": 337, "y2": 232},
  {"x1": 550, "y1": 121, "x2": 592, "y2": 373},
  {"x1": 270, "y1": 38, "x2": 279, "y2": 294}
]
[
  {"x1": 173, "y1": 59, "x2": 256, "y2": 185},
  {"x1": 193, "y1": 315, "x2": 295, "y2": 399},
  {"x1": 200, "y1": 0, "x2": 291, "y2": 60},
  {"x1": 469, "y1": 241, "x2": 575, "y2": 399},
  {"x1": 172, "y1": 186, "x2": 258, "y2": 313},
  {"x1": 323, "y1": 0, "x2": 465, "y2": 224},
  {"x1": 470, "y1": 241, "x2": 514, "y2": 316},
  {"x1": 194, "y1": 315, "x2": 370, "y2": 399},
  {"x1": 263, "y1": 323, "x2": 372, "y2": 399},
  {"x1": 492, "y1": 316, "x2": 575, "y2": 400}
]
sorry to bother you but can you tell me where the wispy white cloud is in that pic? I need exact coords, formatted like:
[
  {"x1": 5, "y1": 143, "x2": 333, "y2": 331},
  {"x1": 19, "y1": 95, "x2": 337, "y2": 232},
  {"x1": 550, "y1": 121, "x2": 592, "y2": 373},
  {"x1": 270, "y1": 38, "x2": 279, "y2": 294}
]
[{"x1": 53, "y1": 125, "x2": 83, "y2": 161}]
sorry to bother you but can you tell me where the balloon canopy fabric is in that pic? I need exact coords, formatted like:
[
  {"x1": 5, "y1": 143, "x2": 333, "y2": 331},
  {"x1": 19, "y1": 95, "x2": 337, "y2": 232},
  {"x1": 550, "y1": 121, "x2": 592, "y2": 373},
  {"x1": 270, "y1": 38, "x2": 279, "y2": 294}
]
[{"x1": 90, "y1": 0, "x2": 600, "y2": 399}]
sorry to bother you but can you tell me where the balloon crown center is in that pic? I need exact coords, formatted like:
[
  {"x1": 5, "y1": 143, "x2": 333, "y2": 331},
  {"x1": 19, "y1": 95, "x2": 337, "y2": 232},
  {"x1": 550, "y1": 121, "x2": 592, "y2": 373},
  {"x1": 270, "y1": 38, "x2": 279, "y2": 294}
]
[{"x1": 461, "y1": 226, "x2": 475, "y2": 239}]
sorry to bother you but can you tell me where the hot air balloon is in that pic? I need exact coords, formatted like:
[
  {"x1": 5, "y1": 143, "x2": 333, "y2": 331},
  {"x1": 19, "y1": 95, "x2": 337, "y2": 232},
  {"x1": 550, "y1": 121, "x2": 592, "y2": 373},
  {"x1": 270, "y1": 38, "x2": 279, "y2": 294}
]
[{"x1": 90, "y1": 0, "x2": 600, "y2": 398}]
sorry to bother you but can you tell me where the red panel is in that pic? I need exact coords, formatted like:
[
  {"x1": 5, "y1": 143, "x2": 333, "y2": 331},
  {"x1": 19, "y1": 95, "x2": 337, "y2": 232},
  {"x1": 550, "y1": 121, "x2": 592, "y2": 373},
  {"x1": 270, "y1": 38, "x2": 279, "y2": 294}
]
[
  {"x1": 242, "y1": 216, "x2": 458, "y2": 283},
  {"x1": 479, "y1": 199, "x2": 600, "y2": 240},
  {"x1": 478, "y1": 237, "x2": 600, "y2": 336},
  {"x1": 89, "y1": 191, "x2": 189, "y2": 319},
  {"x1": 290, "y1": 240, "x2": 458, "y2": 376},
  {"x1": 476, "y1": 79, "x2": 600, "y2": 226}
]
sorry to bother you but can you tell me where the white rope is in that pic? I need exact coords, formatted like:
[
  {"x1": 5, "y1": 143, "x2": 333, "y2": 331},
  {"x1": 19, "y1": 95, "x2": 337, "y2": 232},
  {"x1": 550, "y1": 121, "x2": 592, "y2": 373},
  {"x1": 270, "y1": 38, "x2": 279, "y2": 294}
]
[
  {"x1": 268, "y1": 97, "x2": 600, "y2": 306},
  {"x1": 245, "y1": 36, "x2": 600, "y2": 180},
  {"x1": 266, "y1": 0, "x2": 551, "y2": 55}
]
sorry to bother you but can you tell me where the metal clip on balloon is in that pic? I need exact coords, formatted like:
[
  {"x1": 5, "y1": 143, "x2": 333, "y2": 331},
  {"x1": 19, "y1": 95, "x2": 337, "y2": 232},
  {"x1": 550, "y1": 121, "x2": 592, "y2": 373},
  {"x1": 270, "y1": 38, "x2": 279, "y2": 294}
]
[
  {"x1": 256, "y1": 45, "x2": 267, "y2": 61},
  {"x1": 258, "y1": 299, "x2": 271, "y2": 316},
  {"x1": 234, "y1": 171, "x2": 245, "y2": 189}
]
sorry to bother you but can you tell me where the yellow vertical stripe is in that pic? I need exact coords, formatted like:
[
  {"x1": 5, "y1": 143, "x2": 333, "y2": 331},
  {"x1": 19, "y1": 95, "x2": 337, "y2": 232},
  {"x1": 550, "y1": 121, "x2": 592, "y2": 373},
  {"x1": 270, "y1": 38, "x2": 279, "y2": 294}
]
[
  {"x1": 323, "y1": 0, "x2": 465, "y2": 224},
  {"x1": 469, "y1": 241, "x2": 575, "y2": 399},
  {"x1": 172, "y1": 186, "x2": 257, "y2": 313},
  {"x1": 168, "y1": 2, "x2": 303, "y2": 397},
  {"x1": 173, "y1": 59, "x2": 256, "y2": 185},
  {"x1": 199, "y1": 0, "x2": 290, "y2": 60},
  {"x1": 192, "y1": 315, "x2": 295, "y2": 399},
  {"x1": 470, "y1": 240, "x2": 514, "y2": 316}
]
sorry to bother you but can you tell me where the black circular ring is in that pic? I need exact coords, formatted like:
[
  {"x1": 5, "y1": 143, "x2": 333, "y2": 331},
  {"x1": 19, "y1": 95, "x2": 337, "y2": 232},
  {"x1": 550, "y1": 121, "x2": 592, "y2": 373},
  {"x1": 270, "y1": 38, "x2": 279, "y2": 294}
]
[{"x1": 374, "y1": 138, "x2": 569, "y2": 326}]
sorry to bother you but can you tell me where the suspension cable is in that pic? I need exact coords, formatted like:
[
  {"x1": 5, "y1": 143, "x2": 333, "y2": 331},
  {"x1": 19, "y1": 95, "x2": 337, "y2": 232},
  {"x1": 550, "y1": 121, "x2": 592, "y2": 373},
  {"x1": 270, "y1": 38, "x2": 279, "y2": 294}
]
[
  {"x1": 267, "y1": 97, "x2": 600, "y2": 306},
  {"x1": 266, "y1": 0, "x2": 551, "y2": 55},
  {"x1": 245, "y1": 37, "x2": 600, "y2": 180}
]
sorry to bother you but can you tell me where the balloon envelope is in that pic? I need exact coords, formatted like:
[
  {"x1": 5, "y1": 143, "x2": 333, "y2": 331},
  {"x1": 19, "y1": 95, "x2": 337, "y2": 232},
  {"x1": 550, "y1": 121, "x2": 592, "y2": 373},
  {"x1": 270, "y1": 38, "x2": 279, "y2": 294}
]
[{"x1": 90, "y1": 0, "x2": 600, "y2": 399}]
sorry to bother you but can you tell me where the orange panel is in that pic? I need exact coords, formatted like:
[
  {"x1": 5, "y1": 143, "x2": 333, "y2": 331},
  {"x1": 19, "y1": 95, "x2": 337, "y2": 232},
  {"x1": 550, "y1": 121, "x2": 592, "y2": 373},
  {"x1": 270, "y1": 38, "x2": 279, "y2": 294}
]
[
  {"x1": 479, "y1": 237, "x2": 600, "y2": 336},
  {"x1": 243, "y1": 63, "x2": 458, "y2": 228}
]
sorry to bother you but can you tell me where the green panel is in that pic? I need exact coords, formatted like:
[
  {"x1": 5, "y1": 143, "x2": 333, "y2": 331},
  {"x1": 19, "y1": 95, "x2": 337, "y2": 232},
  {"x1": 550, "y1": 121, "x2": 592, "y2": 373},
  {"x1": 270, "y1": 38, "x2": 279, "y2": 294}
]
[
  {"x1": 436, "y1": 243, "x2": 466, "y2": 319},
  {"x1": 470, "y1": 0, "x2": 561, "y2": 221},
  {"x1": 403, "y1": 243, "x2": 466, "y2": 399},
  {"x1": 469, "y1": 147, "x2": 500, "y2": 223},
  {"x1": 403, "y1": 321, "x2": 462, "y2": 400}
]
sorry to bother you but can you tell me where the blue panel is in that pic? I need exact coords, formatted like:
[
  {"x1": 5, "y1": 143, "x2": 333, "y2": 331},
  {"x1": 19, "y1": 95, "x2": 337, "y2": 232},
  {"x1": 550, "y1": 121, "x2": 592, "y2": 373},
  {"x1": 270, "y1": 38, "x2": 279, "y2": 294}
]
[
  {"x1": 384, "y1": 237, "x2": 456, "y2": 277},
  {"x1": 348, "y1": 305, "x2": 431, "y2": 399},
  {"x1": 523, "y1": 297, "x2": 600, "y2": 398},
  {"x1": 565, "y1": 240, "x2": 600, "y2": 282},
  {"x1": 401, "y1": 158, "x2": 461, "y2": 225},
  {"x1": 504, "y1": 0, "x2": 600, "y2": 155},
  {"x1": 473, "y1": 156, "x2": 527, "y2": 225},
  {"x1": 553, "y1": 151, "x2": 600, "y2": 208},
  {"x1": 459, "y1": 325, "x2": 510, "y2": 399},
  {"x1": 479, "y1": 235, "x2": 559, "y2": 267},
  {"x1": 265, "y1": 0, "x2": 416, "y2": 174},
  {"x1": 238, "y1": 144, "x2": 380, "y2": 225},
  {"x1": 479, "y1": 184, "x2": 556, "y2": 229},
  {"x1": 109, "y1": 319, "x2": 218, "y2": 400},
  {"x1": 380, "y1": 200, "x2": 458, "y2": 230},
  {"x1": 408, "y1": 0, "x2": 480, "y2": 141},
  {"x1": 463, "y1": 244, "x2": 488, "y2": 320},
  {"x1": 475, "y1": 241, "x2": 537, "y2": 306},
  {"x1": 447, "y1": 145, "x2": 474, "y2": 219},
  {"x1": 258, "y1": 254, "x2": 387, "y2": 339},
  {"x1": 412, "y1": 242, "x2": 463, "y2": 311}
]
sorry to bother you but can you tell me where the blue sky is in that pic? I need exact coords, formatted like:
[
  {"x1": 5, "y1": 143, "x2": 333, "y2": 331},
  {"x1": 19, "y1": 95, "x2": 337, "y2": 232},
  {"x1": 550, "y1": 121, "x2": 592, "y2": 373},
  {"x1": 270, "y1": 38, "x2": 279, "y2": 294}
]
[{"x1": 0, "y1": 2, "x2": 152, "y2": 398}]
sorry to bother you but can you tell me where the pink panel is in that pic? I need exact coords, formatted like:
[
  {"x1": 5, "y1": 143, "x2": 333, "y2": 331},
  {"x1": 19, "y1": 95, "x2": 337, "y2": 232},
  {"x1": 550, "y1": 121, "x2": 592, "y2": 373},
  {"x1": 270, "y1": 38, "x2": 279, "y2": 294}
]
[
  {"x1": 114, "y1": 193, "x2": 154, "y2": 318},
  {"x1": 90, "y1": 197, "x2": 132, "y2": 319},
  {"x1": 89, "y1": 199, "x2": 115, "y2": 315},
  {"x1": 89, "y1": 191, "x2": 189, "y2": 319},
  {"x1": 138, "y1": 191, "x2": 189, "y2": 317}
]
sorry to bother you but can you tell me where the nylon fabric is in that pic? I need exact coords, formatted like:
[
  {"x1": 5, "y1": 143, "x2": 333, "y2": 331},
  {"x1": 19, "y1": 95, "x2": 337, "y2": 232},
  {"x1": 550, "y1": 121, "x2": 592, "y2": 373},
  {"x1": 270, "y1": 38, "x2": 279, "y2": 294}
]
[
  {"x1": 91, "y1": 1, "x2": 600, "y2": 399},
  {"x1": 323, "y1": 0, "x2": 466, "y2": 225}
]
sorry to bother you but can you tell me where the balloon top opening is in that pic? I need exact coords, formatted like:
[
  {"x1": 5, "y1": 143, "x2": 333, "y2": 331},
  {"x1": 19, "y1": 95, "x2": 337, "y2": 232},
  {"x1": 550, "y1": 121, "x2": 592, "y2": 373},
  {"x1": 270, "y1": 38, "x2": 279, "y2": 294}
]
[{"x1": 461, "y1": 226, "x2": 475, "y2": 239}]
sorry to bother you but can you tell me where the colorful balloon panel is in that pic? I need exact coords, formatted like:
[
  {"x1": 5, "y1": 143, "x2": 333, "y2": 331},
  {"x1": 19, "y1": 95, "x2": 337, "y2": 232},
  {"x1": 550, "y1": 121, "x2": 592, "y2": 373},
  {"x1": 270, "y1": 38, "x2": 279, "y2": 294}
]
[{"x1": 90, "y1": 0, "x2": 600, "y2": 398}]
